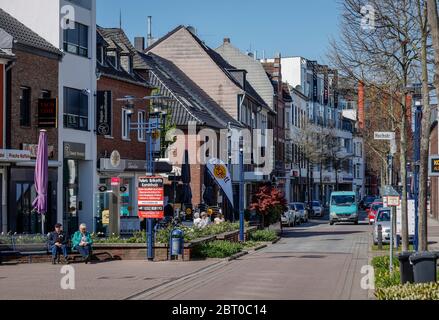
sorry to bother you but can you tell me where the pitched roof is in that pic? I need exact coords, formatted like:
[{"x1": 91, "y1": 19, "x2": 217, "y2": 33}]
[
  {"x1": 0, "y1": 9, "x2": 62, "y2": 56},
  {"x1": 146, "y1": 26, "x2": 271, "y2": 111},
  {"x1": 216, "y1": 41, "x2": 275, "y2": 111},
  {"x1": 96, "y1": 27, "x2": 152, "y2": 87},
  {"x1": 0, "y1": 48, "x2": 14, "y2": 59},
  {"x1": 138, "y1": 52, "x2": 241, "y2": 129}
]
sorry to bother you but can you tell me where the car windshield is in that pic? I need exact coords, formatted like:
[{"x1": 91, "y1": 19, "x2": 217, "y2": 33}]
[
  {"x1": 331, "y1": 196, "x2": 355, "y2": 206},
  {"x1": 365, "y1": 196, "x2": 375, "y2": 202},
  {"x1": 295, "y1": 204, "x2": 305, "y2": 210},
  {"x1": 372, "y1": 204, "x2": 383, "y2": 211},
  {"x1": 312, "y1": 201, "x2": 320, "y2": 206},
  {"x1": 377, "y1": 211, "x2": 391, "y2": 222}
]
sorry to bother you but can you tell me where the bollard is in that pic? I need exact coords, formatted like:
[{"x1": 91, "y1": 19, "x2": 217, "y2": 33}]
[{"x1": 377, "y1": 224, "x2": 383, "y2": 250}]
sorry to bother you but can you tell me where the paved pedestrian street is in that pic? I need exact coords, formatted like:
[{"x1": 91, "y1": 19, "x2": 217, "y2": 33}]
[{"x1": 0, "y1": 213, "x2": 372, "y2": 300}]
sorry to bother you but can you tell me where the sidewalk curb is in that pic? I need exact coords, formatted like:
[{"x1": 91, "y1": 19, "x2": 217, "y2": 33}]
[
  {"x1": 272, "y1": 237, "x2": 281, "y2": 244},
  {"x1": 228, "y1": 251, "x2": 249, "y2": 261}
]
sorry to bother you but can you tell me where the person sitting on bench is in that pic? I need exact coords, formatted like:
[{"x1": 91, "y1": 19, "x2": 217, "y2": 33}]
[
  {"x1": 72, "y1": 223, "x2": 93, "y2": 264},
  {"x1": 48, "y1": 223, "x2": 69, "y2": 265}
]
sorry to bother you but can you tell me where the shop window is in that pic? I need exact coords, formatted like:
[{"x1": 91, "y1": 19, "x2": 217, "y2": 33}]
[
  {"x1": 64, "y1": 87, "x2": 89, "y2": 130},
  {"x1": 20, "y1": 87, "x2": 31, "y2": 127}
]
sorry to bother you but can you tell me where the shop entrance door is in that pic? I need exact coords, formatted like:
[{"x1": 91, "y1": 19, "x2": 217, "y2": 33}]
[{"x1": 64, "y1": 160, "x2": 79, "y2": 236}]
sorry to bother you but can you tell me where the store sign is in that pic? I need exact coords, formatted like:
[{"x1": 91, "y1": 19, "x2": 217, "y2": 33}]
[
  {"x1": 110, "y1": 150, "x2": 121, "y2": 168},
  {"x1": 137, "y1": 176, "x2": 164, "y2": 219},
  {"x1": 323, "y1": 71, "x2": 329, "y2": 106},
  {"x1": 429, "y1": 155, "x2": 439, "y2": 177},
  {"x1": 0, "y1": 149, "x2": 31, "y2": 162},
  {"x1": 64, "y1": 142, "x2": 86, "y2": 160},
  {"x1": 38, "y1": 98, "x2": 57, "y2": 128},
  {"x1": 96, "y1": 91, "x2": 112, "y2": 136},
  {"x1": 111, "y1": 177, "x2": 121, "y2": 186},
  {"x1": 22, "y1": 143, "x2": 55, "y2": 159}
]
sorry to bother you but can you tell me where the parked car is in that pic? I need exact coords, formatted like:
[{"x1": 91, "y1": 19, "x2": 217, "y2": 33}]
[
  {"x1": 361, "y1": 195, "x2": 376, "y2": 210},
  {"x1": 368, "y1": 201, "x2": 383, "y2": 225},
  {"x1": 290, "y1": 202, "x2": 308, "y2": 224},
  {"x1": 373, "y1": 208, "x2": 391, "y2": 244},
  {"x1": 311, "y1": 200, "x2": 324, "y2": 217},
  {"x1": 281, "y1": 207, "x2": 296, "y2": 227}
]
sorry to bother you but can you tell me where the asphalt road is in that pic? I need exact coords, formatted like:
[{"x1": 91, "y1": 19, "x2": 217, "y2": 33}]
[{"x1": 131, "y1": 211, "x2": 372, "y2": 300}]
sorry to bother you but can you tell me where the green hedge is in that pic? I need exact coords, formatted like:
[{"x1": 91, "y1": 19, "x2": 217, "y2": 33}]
[
  {"x1": 192, "y1": 240, "x2": 244, "y2": 258},
  {"x1": 375, "y1": 282, "x2": 439, "y2": 300},
  {"x1": 249, "y1": 229, "x2": 278, "y2": 242}
]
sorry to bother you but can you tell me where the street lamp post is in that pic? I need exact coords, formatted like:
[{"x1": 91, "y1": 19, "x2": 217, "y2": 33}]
[
  {"x1": 118, "y1": 94, "x2": 172, "y2": 261},
  {"x1": 413, "y1": 106, "x2": 422, "y2": 252},
  {"x1": 239, "y1": 136, "x2": 245, "y2": 242}
]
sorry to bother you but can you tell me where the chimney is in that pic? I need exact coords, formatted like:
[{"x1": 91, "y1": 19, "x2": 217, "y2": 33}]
[
  {"x1": 134, "y1": 37, "x2": 145, "y2": 51},
  {"x1": 147, "y1": 16, "x2": 153, "y2": 46},
  {"x1": 223, "y1": 37, "x2": 230, "y2": 44}
]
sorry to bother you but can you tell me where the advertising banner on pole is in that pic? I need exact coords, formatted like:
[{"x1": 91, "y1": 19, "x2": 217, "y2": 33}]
[
  {"x1": 206, "y1": 158, "x2": 234, "y2": 208},
  {"x1": 396, "y1": 199, "x2": 415, "y2": 236},
  {"x1": 137, "y1": 176, "x2": 164, "y2": 219}
]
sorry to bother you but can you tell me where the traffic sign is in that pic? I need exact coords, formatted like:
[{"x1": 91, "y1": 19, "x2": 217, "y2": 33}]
[
  {"x1": 137, "y1": 176, "x2": 164, "y2": 219},
  {"x1": 374, "y1": 132, "x2": 395, "y2": 140},
  {"x1": 385, "y1": 196, "x2": 400, "y2": 207}
]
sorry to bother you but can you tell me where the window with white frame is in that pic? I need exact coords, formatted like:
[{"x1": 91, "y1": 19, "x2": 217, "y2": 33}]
[
  {"x1": 122, "y1": 108, "x2": 131, "y2": 140},
  {"x1": 138, "y1": 111, "x2": 146, "y2": 141}
]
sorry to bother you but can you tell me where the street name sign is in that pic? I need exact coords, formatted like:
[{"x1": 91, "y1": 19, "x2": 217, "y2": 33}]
[
  {"x1": 374, "y1": 132, "x2": 395, "y2": 140},
  {"x1": 137, "y1": 176, "x2": 164, "y2": 219}
]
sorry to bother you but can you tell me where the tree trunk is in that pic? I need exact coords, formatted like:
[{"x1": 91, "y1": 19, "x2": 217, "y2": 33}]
[{"x1": 418, "y1": 1, "x2": 431, "y2": 251}]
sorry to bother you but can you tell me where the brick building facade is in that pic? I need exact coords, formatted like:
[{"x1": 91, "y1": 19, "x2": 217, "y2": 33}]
[{"x1": 0, "y1": 8, "x2": 62, "y2": 233}]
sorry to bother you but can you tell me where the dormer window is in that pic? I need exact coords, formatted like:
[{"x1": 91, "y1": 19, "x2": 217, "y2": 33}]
[
  {"x1": 120, "y1": 54, "x2": 134, "y2": 74},
  {"x1": 96, "y1": 44, "x2": 104, "y2": 65},
  {"x1": 107, "y1": 50, "x2": 119, "y2": 69}
]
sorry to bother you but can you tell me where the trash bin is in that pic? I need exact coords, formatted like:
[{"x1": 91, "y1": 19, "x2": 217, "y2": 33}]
[
  {"x1": 409, "y1": 252, "x2": 438, "y2": 284},
  {"x1": 169, "y1": 228, "x2": 184, "y2": 257},
  {"x1": 398, "y1": 252, "x2": 414, "y2": 284}
]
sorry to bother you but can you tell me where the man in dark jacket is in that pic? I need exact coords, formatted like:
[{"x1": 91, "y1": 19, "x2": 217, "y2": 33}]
[{"x1": 48, "y1": 223, "x2": 69, "y2": 264}]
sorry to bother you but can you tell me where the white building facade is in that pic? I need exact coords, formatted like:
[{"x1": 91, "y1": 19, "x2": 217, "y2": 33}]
[{"x1": 0, "y1": 0, "x2": 98, "y2": 234}]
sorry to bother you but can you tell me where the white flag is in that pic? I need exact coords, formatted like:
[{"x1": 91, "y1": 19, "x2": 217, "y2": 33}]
[{"x1": 206, "y1": 158, "x2": 234, "y2": 208}]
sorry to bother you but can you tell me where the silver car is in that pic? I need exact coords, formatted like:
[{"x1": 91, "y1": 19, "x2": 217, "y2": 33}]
[
  {"x1": 311, "y1": 201, "x2": 324, "y2": 217},
  {"x1": 291, "y1": 202, "x2": 308, "y2": 223},
  {"x1": 373, "y1": 208, "x2": 391, "y2": 244}
]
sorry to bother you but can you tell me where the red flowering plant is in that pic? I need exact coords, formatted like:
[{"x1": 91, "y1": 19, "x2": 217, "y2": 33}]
[{"x1": 249, "y1": 185, "x2": 288, "y2": 227}]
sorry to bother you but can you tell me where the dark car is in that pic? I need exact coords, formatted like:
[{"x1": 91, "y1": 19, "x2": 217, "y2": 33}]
[{"x1": 361, "y1": 196, "x2": 376, "y2": 210}]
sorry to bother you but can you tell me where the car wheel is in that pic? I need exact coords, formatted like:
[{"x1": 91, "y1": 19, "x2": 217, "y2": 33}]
[
  {"x1": 354, "y1": 220, "x2": 359, "y2": 225},
  {"x1": 330, "y1": 221, "x2": 334, "y2": 226}
]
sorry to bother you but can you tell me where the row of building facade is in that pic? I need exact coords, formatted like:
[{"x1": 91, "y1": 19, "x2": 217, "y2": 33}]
[{"x1": 0, "y1": 0, "x2": 368, "y2": 235}]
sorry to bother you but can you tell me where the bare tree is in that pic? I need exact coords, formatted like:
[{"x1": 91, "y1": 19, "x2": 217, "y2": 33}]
[
  {"x1": 415, "y1": 0, "x2": 432, "y2": 251},
  {"x1": 329, "y1": 0, "x2": 421, "y2": 251}
]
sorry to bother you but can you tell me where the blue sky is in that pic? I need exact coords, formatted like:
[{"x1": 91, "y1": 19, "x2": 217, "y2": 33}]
[{"x1": 97, "y1": 0, "x2": 341, "y2": 62}]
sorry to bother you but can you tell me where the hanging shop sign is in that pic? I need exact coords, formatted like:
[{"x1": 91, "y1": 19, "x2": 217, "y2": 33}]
[
  {"x1": 96, "y1": 91, "x2": 112, "y2": 136},
  {"x1": 37, "y1": 98, "x2": 57, "y2": 128},
  {"x1": 429, "y1": 155, "x2": 439, "y2": 177},
  {"x1": 137, "y1": 176, "x2": 164, "y2": 219}
]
